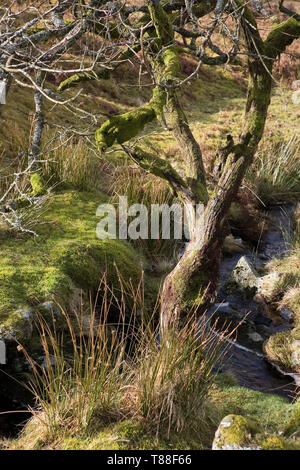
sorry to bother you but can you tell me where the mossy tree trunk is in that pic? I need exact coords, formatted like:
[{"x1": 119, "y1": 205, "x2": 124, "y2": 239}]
[
  {"x1": 93, "y1": 1, "x2": 300, "y2": 332},
  {"x1": 160, "y1": 3, "x2": 300, "y2": 331}
]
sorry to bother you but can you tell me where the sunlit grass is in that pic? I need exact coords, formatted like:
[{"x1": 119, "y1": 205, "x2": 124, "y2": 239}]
[
  {"x1": 9, "y1": 276, "x2": 227, "y2": 448},
  {"x1": 247, "y1": 135, "x2": 300, "y2": 205}
]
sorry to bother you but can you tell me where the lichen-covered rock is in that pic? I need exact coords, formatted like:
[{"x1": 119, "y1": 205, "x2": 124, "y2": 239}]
[
  {"x1": 257, "y1": 272, "x2": 283, "y2": 300},
  {"x1": 224, "y1": 256, "x2": 259, "y2": 296},
  {"x1": 39, "y1": 301, "x2": 62, "y2": 318},
  {"x1": 291, "y1": 80, "x2": 300, "y2": 90},
  {"x1": 290, "y1": 340, "x2": 300, "y2": 368},
  {"x1": 212, "y1": 414, "x2": 260, "y2": 450},
  {"x1": 248, "y1": 331, "x2": 263, "y2": 343},
  {"x1": 15, "y1": 308, "x2": 34, "y2": 339},
  {"x1": 0, "y1": 308, "x2": 34, "y2": 342}
]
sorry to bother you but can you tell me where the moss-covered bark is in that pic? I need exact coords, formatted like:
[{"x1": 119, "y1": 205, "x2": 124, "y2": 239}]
[
  {"x1": 124, "y1": 145, "x2": 195, "y2": 205},
  {"x1": 148, "y1": 0, "x2": 208, "y2": 204},
  {"x1": 160, "y1": 2, "x2": 300, "y2": 331},
  {"x1": 164, "y1": 91, "x2": 208, "y2": 204},
  {"x1": 95, "y1": 0, "x2": 208, "y2": 208},
  {"x1": 95, "y1": 86, "x2": 166, "y2": 151}
]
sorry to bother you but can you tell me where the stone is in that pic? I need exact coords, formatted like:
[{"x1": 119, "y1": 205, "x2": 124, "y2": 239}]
[
  {"x1": 41, "y1": 355, "x2": 56, "y2": 369},
  {"x1": 224, "y1": 256, "x2": 259, "y2": 295},
  {"x1": 15, "y1": 308, "x2": 34, "y2": 340},
  {"x1": 248, "y1": 332, "x2": 264, "y2": 343},
  {"x1": 257, "y1": 272, "x2": 283, "y2": 299},
  {"x1": 39, "y1": 301, "x2": 62, "y2": 317},
  {"x1": 279, "y1": 307, "x2": 293, "y2": 323},
  {"x1": 292, "y1": 90, "x2": 300, "y2": 105},
  {"x1": 212, "y1": 414, "x2": 260, "y2": 450},
  {"x1": 291, "y1": 80, "x2": 300, "y2": 90},
  {"x1": 211, "y1": 302, "x2": 244, "y2": 318},
  {"x1": 253, "y1": 293, "x2": 283, "y2": 326},
  {"x1": 290, "y1": 340, "x2": 300, "y2": 367},
  {"x1": 0, "y1": 80, "x2": 6, "y2": 104}
]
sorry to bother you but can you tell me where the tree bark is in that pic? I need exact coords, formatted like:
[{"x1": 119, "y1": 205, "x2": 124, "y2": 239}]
[
  {"x1": 160, "y1": 2, "x2": 300, "y2": 332},
  {"x1": 90, "y1": 0, "x2": 300, "y2": 332}
]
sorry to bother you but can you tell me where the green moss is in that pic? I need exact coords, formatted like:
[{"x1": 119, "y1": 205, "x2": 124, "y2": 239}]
[
  {"x1": 284, "y1": 401, "x2": 300, "y2": 438},
  {"x1": 37, "y1": 267, "x2": 75, "y2": 303},
  {"x1": 162, "y1": 47, "x2": 180, "y2": 80},
  {"x1": 10, "y1": 417, "x2": 204, "y2": 450},
  {"x1": 261, "y1": 436, "x2": 300, "y2": 450},
  {"x1": 0, "y1": 190, "x2": 145, "y2": 338},
  {"x1": 95, "y1": 87, "x2": 166, "y2": 152},
  {"x1": 148, "y1": 1, "x2": 173, "y2": 45},
  {"x1": 265, "y1": 15, "x2": 300, "y2": 59},
  {"x1": 58, "y1": 69, "x2": 110, "y2": 92},
  {"x1": 213, "y1": 377, "x2": 294, "y2": 432},
  {"x1": 50, "y1": 239, "x2": 142, "y2": 295},
  {"x1": 213, "y1": 414, "x2": 258, "y2": 449},
  {"x1": 30, "y1": 172, "x2": 46, "y2": 196},
  {"x1": 58, "y1": 45, "x2": 141, "y2": 92},
  {"x1": 94, "y1": 1, "x2": 180, "y2": 153}
]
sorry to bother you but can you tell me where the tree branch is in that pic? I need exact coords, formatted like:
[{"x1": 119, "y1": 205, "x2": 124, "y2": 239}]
[
  {"x1": 95, "y1": 86, "x2": 166, "y2": 152},
  {"x1": 122, "y1": 144, "x2": 195, "y2": 204},
  {"x1": 279, "y1": 0, "x2": 300, "y2": 21}
]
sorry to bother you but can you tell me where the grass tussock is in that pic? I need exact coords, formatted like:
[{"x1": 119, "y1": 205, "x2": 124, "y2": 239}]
[
  {"x1": 41, "y1": 138, "x2": 109, "y2": 192},
  {"x1": 110, "y1": 162, "x2": 179, "y2": 262},
  {"x1": 21, "y1": 281, "x2": 129, "y2": 442},
  {"x1": 263, "y1": 331, "x2": 296, "y2": 373},
  {"x1": 7, "y1": 276, "x2": 227, "y2": 449},
  {"x1": 126, "y1": 317, "x2": 226, "y2": 438},
  {"x1": 246, "y1": 134, "x2": 300, "y2": 205}
]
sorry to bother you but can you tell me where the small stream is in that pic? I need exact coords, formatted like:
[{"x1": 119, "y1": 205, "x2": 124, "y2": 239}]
[{"x1": 210, "y1": 204, "x2": 298, "y2": 400}]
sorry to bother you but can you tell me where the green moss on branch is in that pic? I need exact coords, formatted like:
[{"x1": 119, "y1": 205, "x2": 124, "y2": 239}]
[
  {"x1": 58, "y1": 68, "x2": 110, "y2": 92},
  {"x1": 30, "y1": 173, "x2": 46, "y2": 196},
  {"x1": 58, "y1": 44, "x2": 141, "y2": 92},
  {"x1": 95, "y1": 87, "x2": 166, "y2": 151},
  {"x1": 264, "y1": 14, "x2": 300, "y2": 58},
  {"x1": 148, "y1": 0, "x2": 173, "y2": 44},
  {"x1": 162, "y1": 46, "x2": 180, "y2": 80}
]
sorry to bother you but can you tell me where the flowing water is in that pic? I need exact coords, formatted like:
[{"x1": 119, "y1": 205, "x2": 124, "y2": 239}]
[{"x1": 210, "y1": 204, "x2": 298, "y2": 400}]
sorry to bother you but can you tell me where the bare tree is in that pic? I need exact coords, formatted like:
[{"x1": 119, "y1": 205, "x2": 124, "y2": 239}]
[{"x1": 0, "y1": 0, "x2": 130, "y2": 230}]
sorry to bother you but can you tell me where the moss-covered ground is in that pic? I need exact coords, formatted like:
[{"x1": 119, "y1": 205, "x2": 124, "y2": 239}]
[{"x1": 0, "y1": 189, "x2": 146, "y2": 339}]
